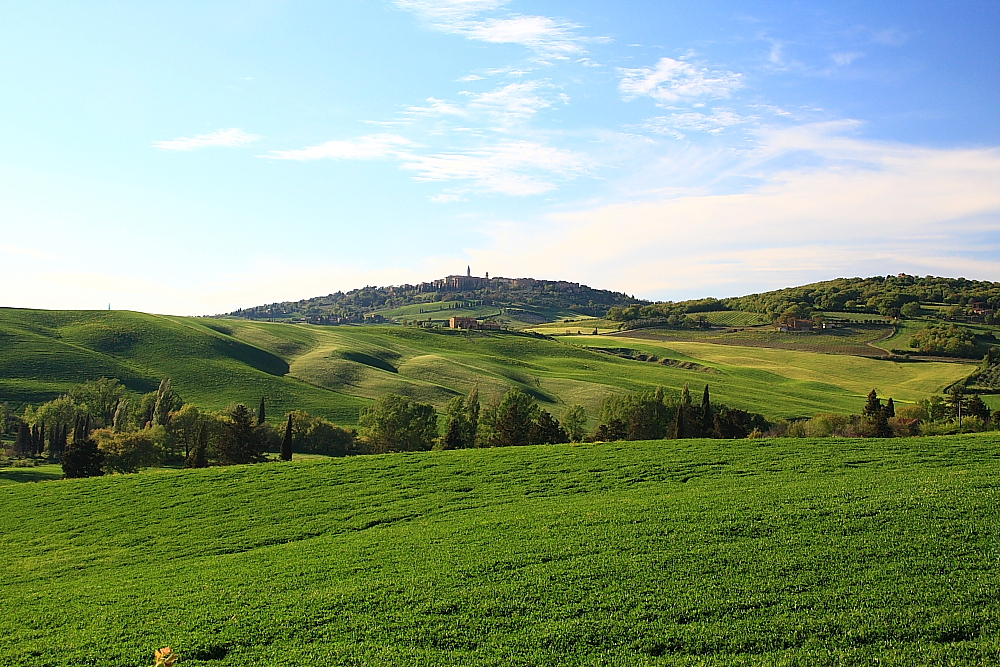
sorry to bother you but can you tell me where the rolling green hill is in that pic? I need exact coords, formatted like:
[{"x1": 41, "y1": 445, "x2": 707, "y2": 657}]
[
  {"x1": 1, "y1": 434, "x2": 997, "y2": 666},
  {"x1": 0, "y1": 308, "x2": 974, "y2": 425}
]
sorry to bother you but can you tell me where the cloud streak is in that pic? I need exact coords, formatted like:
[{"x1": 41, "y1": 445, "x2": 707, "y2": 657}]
[
  {"x1": 152, "y1": 128, "x2": 261, "y2": 151},
  {"x1": 618, "y1": 58, "x2": 742, "y2": 104},
  {"x1": 395, "y1": 0, "x2": 590, "y2": 59},
  {"x1": 262, "y1": 134, "x2": 414, "y2": 161}
]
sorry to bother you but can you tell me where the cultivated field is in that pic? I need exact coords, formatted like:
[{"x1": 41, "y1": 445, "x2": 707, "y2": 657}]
[
  {"x1": 0, "y1": 434, "x2": 997, "y2": 666},
  {"x1": 572, "y1": 335, "x2": 972, "y2": 405},
  {"x1": 608, "y1": 325, "x2": 899, "y2": 357}
]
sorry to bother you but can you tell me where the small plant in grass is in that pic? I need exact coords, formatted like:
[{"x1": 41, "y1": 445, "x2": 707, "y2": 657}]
[{"x1": 150, "y1": 646, "x2": 178, "y2": 666}]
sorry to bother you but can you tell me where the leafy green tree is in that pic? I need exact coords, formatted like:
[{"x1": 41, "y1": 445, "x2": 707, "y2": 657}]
[
  {"x1": 30, "y1": 396, "x2": 80, "y2": 436},
  {"x1": 966, "y1": 394, "x2": 990, "y2": 422},
  {"x1": 443, "y1": 396, "x2": 473, "y2": 449},
  {"x1": 358, "y1": 394, "x2": 437, "y2": 453},
  {"x1": 562, "y1": 405, "x2": 587, "y2": 442},
  {"x1": 488, "y1": 388, "x2": 537, "y2": 447},
  {"x1": 285, "y1": 410, "x2": 354, "y2": 456},
  {"x1": 68, "y1": 378, "x2": 127, "y2": 428},
  {"x1": 165, "y1": 404, "x2": 202, "y2": 460},
  {"x1": 92, "y1": 429, "x2": 162, "y2": 474},
  {"x1": 900, "y1": 302, "x2": 923, "y2": 318},
  {"x1": 909, "y1": 323, "x2": 978, "y2": 357},
  {"x1": 917, "y1": 395, "x2": 949, "y2": 422},
  {"x1": 152, "y1": 378, "x2": 183, "y2": 427},
  {"x1": 217, "y1": 404, "x2": 267, "y2": 464}
]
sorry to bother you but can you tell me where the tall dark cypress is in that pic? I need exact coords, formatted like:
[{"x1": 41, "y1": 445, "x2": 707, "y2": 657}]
[
  {"x1": 885, "y1": 397, "x2": 895, "y2": 418},
  {"x1": 15, "y1": 422, "x2": 31, "y2": 457},
  {"x1": 700, "y1": 385, "x2": 713, "y2": 437},
  {"x1": 258, "y1": 397, "x2": 266, "y2": 426},
  {"x1": 672, "y1": 404, "x2": 685, "y2": 439},
  {"x1": 185, "y1": 423, "x2": 209, "y2": 469},
  {"x1": 38, "y1": 423, "x2": 45, "y2": 457},
  {"x1": 31, "y1": 425, "x2": 40, "y2": 456},
  {"x1": 280, "y1": 413, "x2": 293, "y2": 461}
]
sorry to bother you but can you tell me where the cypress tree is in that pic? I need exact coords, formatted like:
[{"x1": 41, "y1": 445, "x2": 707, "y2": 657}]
[
  {"x1": 443, "y1": 417, "x2": 464, "y2": 450},
  {"x1": 30, "y1": 424, "x2": 40, "y2": 456},
  {"x1": 672, "y1": 404, "x2": 685, "y2": 439},
  {"x1": 185, "y1": 423, "x2": 209, "y2": 468},
  {"x1": 15, "y1": 422, "x2": 31, "y2": 457},
  {"x1": 280, "y1": 413, "x2": 293, "y2": 461},
  {"x1": 681, "y1": 383, "x2": 692, "y2": 407},
  {"x1": 700, "y1": 385, "x2": 713, "y2": 437},
  {"x1": 37, "y1": 423, "x2": 46, "y2": 457},
  {"x1": 863, "y1": 389, "x2": 883, "y2": 417},
  {"x1": 258, "y1": 397, "x2": 266, "y2": 426},
  {"x1": 884, "y1": 397, "x2": 895, "y2": 418},
  {"x1": 466, "y1": 387, "x2": 480, "y2": 447}
]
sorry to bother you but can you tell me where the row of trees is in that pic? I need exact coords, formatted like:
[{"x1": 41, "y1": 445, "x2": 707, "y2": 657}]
[{"x1": 5, "y1": 376, "x2": 998, "y2": 478}]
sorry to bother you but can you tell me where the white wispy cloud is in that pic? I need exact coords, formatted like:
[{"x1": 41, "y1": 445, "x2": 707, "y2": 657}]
[
  {"x1": 401, "y1": 140, "x2": 591, "y2": 195},
  {"x1": 618, "y1": 57, "x2": 742, "y2": 104},
  {"x1": 263, "y1": 132, "x2": 588, "y2": 197},
  {"x1": 403, "y1": 97, "x2": 469, "y2": 119},
  {"x1": 152, "y1": 128, "x2": 261, "y2": 151},
  {"x1": 642, "y1": 109, "x2": 749, "y2": 138},
  {"x1": 395, "y1": 0, "x2": 589, "y2": 59},
  {"x1": 261, "y1": 134, "x2": 415, "y2": 160},
  {"x1": 465, "y1": 81, "x2": 554, "y2": 122}
]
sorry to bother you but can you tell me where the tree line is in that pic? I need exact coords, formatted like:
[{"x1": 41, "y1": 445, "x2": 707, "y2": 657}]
[{"x1": 3, "y1": 376, "x2": 997, "y2": 479}]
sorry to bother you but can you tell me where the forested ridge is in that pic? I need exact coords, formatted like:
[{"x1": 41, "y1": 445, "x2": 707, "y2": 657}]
[{"x1": 608, "y1": 275, "x2": 1000, "y2": 322}]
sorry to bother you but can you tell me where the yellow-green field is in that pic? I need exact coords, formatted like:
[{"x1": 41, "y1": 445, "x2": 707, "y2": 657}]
[{"x1": 571, "y1": 335, "x2": 972, "y2": 405}]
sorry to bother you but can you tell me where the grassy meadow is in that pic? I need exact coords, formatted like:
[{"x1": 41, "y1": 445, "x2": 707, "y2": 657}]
[
  {"x1": 0, "y1": 308, "x2": 976, "y2": 427},
  {"x1": 0, "y1": 434, "x2": 997, "y2": 666}
]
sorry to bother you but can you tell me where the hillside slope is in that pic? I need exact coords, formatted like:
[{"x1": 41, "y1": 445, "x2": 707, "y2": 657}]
[
  {"x1": 0, "y1": 309, "x2": 972, "y2": 423},
  {"x1": 1, "y1": 435, "x2": 997, "y2": 666}
]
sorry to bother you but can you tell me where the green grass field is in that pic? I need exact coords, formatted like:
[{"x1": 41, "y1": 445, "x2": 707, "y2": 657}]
[
  {"x1": 0, "y1": 434, "x2": 997, "y2": 666},
  {"x1": 0, "y1": 309, "x2": 978, "y2": 426}
]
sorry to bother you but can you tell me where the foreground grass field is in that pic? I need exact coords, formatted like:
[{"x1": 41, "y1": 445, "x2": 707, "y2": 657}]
[{"x1": 0, "y1": 435, "x2": 997, "y2": 666}]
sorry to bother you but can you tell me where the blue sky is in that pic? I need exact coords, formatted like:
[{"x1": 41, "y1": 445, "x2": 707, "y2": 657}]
[{"x1": 1, "y1": 0, "x2": 998, "y2": 314}]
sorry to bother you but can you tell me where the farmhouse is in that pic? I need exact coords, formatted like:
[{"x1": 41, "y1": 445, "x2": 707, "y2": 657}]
[
  {"x1": 777, "y1": 319, "x2": 815, "y2": 332},
  {"x1": 449, "y1": 316, "x2": 501, "y2": 331}
]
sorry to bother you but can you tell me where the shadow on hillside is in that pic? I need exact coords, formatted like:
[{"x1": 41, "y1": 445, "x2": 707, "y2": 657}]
[
  {"x1": 211, "y1": 338, "x2": 290, "y2": 376},
  {"x1": 341, "y1": 351, "x2": 398, "y2": 373}
]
